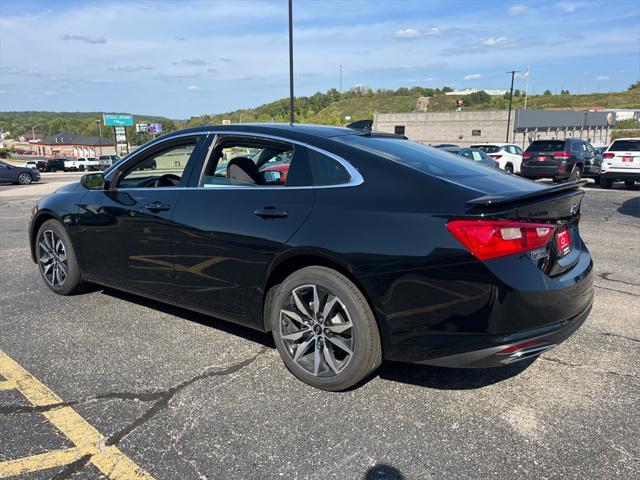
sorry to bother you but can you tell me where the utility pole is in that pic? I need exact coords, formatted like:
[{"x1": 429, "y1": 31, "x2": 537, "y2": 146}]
[
  {"x1": 288, "y1": 0, "x2": 295, "y2": 124},
  {"x1": 506, "y1": 70, "x2": 520, "y2": 143},
  {"x1": 95, "y1": 119, "x2": 103, "y2": 156},
  {"x1": 31, "y1": 124, "x2": 39, "y2": 142},
  {"x1": 339, "y1": 64, "x2": 342, "y2": 93}
]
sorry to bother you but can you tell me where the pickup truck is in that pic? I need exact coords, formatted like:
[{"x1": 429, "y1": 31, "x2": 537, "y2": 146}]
[{"x1": 64, "y1": 157, "x2": 101, "y2": 172}]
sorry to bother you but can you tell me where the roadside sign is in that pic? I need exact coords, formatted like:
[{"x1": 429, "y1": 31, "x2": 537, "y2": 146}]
[
  {"x1": 116, "y1": 134, "x2": 127, "y2": 142},
  {"x1": 222, "y1": 119, "x2": 231, "y2": 125},
  {"x1": 136, "y1": 123, "x2": 148, "y2": 133},
  {"x1": 148, "y1": 123, "x2": 163, "y2": 134},
  {"x1": 103, "y1": 114, "x2": 133, "y2": 127}
]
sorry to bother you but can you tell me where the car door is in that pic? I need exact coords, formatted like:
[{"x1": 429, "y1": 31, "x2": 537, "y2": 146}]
[
  {"x1": 0, "y1": 161, "x2": 12, "y2": 182},
  {"x1": 76, "y1": 134, "x2": 210, "y2": 296},
  {"x1": 170, "y1": 134, "x2": 315, "y2": 328}
]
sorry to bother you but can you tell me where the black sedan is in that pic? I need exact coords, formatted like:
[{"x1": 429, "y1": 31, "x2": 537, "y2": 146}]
[
  {"x1": 29, "y1": 124, "x2": 593, "y2": 390},
  {"x1": 438, "y1": 146, "x2": 500, "y2": 169},
  {"x1": 0, "y1": 160, "x2": 41, "y2": 184}
]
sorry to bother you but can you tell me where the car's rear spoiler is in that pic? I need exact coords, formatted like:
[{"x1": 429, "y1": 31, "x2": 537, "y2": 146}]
[{"x1": 466, "y1": 180, "x2": 587, "y2": 207}]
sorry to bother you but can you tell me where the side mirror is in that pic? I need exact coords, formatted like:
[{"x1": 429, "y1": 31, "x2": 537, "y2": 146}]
[{"x1": 80, "y1": 172, "x2": 105, "y2": 190}]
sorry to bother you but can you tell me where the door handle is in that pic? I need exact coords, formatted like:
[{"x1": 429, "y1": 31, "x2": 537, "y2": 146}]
[
  {"x1": 145, "y1": 202, "x2": 171, "y2": 212},
  {"x1": 254, "y1": 206, "x2": 288, "y2": 218}
]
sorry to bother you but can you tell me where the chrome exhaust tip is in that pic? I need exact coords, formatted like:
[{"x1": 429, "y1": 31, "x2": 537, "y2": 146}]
[{"x1": 499, "y1": 343, "x2": 556, "y2": 365}]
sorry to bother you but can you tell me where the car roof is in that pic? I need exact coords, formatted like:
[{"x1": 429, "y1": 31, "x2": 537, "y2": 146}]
[
  {"x1": 163, "y1": 123, "x2": 360, "y2": 142},
  {"x1": 610, "y1": 137, "x2": 639, "y2": 141}
]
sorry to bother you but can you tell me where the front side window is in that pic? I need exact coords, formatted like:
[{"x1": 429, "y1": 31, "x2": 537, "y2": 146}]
[
  {"x1": 200, "y1": 139, "x2": 295, "y2": 187},
  {"x1": 117, "y1": 141, "x2": 197, "y2": 188}
]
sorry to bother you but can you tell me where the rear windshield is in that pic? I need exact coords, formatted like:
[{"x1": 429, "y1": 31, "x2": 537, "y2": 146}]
[
  {"x1": 337, "y1": 136, "x2": 504, "y2": 177},
  {"x1": 526, "y1": 140, "x2": 566, "y2": 152},
  {"x1": 609, "y1": 140, "x2": 640, "y2": 151},
  {"x1": 472, "y1": 145, "x2": 500, "y2": 153}
]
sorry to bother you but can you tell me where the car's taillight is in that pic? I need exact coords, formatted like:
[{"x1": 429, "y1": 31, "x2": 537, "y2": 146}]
[
  {"x1": 603, "y1": 152, "x2": 615, "y2": 159},
  {"x1": 490, "y1": 154, "x2": 502, "y2": 159},
  {"x1": 523, "y1": 152, "x2": 532, "y2": 159},
  {"x1": 553, "y1": 151, "x2": 571, "y2": 159},
  {"x1": 446, "y1": 220, "x2": 555, "y2": 261}
]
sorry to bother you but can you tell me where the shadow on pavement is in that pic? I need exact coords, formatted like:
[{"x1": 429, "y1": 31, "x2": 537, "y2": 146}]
[
  {"x1": 364, "y1": 464, "x2": 405, "y2": 479},
  {"x1": 617, "y1": 195, "x2": 640, "y2": 218},
  {"x1": 377, "y1": 358, "x2": 535, "y2": 390},
  {"x1": 100, "y1": 287, "x2": 275, "y2": 348}
]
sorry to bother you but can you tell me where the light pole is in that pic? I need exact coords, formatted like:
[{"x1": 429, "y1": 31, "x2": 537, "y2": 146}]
[
  {"x1": 95, "y1": 120, "x2": 103, "y2": 156},
  {"x1": 506, "y1": 70, "x2": 521, "y2": 143},
  {"x1": 288, "y1": 0, "x2": 295, "y2": 124},
  {"x1": 339, "y1": 64, "x2": 342, "y2": 93},
  {"x1": 30, "y1": 124, "x2": 39, "y2": 155}
]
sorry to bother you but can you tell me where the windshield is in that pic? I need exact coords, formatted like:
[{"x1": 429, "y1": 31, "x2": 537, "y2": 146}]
[
  {"x1": 338, "y1": 136, "x2": 505, "y2": 177},
  {"x1": 526, "y1": 141, "x2": 566, "y2": 152},
  {"x1": 609, "y1": 140, "x2": 640, "y2": 151}
]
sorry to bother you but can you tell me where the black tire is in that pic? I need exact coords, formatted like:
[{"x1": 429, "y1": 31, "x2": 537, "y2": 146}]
[
  {"x1": 572, "y1": 165, "x2": 582, "y2": 180},
  {"x1": 600, "y1": 177, "x2": 613, "y2": 189},
  {"x1": 505, "y1": 163, "x2": 514, "y2": 174},
  {"x1": 270, "y1": 266, "x2": 381, "y2": 391},
  {"x1": 36, "y1": 219, "x2": 87, "y2": 295},
  {"x1": 50, "y1": 167, "x2": 57, "y2": 173},
  {"x1": 17, "y1": 172, "x2": 33, "y2": 185},
  {"x1": 624, "y1": 180, "x2": 635, "y2": 187}
]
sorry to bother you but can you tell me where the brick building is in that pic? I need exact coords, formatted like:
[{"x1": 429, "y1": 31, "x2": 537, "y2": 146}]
[{"x1": 32, "y1": 132, "x2": 116, "y2": 157}]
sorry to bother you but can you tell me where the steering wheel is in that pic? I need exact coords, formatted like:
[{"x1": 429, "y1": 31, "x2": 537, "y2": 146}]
[{"x1": 152, "y1": 174, "x2": 181, "y2": 188}]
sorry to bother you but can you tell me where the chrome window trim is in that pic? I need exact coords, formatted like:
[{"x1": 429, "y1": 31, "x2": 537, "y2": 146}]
[{"x1": 107, "y1": 129, "x2": 364, "y2": 191}]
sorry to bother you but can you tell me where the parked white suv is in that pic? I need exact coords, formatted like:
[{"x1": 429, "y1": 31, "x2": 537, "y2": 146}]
[
  {"x1": 471, "y1": 143, "x2": 523, "y2": 174},
  {"x1": 600, "y1": 138, "x2": 640, "y2": 189}
]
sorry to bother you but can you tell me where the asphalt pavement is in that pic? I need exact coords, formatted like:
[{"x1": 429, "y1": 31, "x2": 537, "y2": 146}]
[{"x1": 0, "y1": 182, "x2": 638, "y2": 479}]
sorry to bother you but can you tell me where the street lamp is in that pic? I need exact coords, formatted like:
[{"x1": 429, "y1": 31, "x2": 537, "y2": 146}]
[
  {"x1": 95, "y1": 119, "x2": 103, "y2": 156},
  {"x1": 30, "y1": 124, "x2": 39, "y2": 156},
  {"x1": 506, "y1": 70, "x2": 521, "y2": 143}
]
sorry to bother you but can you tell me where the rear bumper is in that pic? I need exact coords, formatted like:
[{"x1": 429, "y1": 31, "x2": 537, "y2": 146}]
[
  {"x1": 602, "y1": 170, "x2": 640, "y2": 181},
  {"x1": 416, "y1": 302, "x2": 591, "y2": 368},
  {"x1": 521, "y1": 165, "x2": 567, "y2": 179}
]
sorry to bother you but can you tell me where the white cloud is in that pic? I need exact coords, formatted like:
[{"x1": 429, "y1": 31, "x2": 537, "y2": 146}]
[
  {"x1": 423, "y1": 25, "x2": 441, "y2": 36},
  {"x1": 187, "y1": 85, "x2": 201, "y2": 90},
  {"x1": 481, "y1": 36, "x2": 516, "y2": 48},
  {"x1": 395, "y1": 28, "x2": 420, "y2": 39},
  {"x1": 60, "y1": 34, "x2": 106, "y2": 44},
  {"x1": 464, "y1": 73, "x2": 482, "y2": 80},
  {"x1": 108, "y1": 65, "x2": 153, "y2": 72},
  {"x1": 172, "y1": 58, "x2": 209, "y2": 66},
  {"x1": 424, "y1": 77, "x2": 438, "y2": 81},
  {"x1": 596, "y1": 75, "x2": 610, "y2": 81},
  {"x1": 556, "y1": 1, "x2": 584, "y2": 12},
  {"x1": 508, "y1": 5, "x2": 529, "y2": 16}
]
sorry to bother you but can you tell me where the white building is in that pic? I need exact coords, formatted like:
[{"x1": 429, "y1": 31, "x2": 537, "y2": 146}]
[{"x1": 445, "y1": 88, "x2": 507, "y2": 96}]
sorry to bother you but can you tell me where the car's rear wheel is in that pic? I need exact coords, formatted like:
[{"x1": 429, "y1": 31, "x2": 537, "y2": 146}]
[
  {"x1": 17, "y1": 172, "x2": 33, "y2": 185},
  {"x1": 504, "y1": 163, "x2": 514, "y2": 174},
  {"x1": 36, "y1": 219, "x2": 87, "y2": 295},
  {"x1": 624, "y1": 180, "x2": 635, "y2": 187},
  {"x1": 50, "y1": 167, "x2": 57, "y2": 173},
  {"x1": 600, "y1": 177, "x2": 613, "y2": 189},
  {"x1": 270, "y1": 266, "x2": 381, "y2": 391}
]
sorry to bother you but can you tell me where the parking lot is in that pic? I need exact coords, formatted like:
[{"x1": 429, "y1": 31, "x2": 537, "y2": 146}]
[{"x1": 1, "y1": 182, "x2": 638, "y2": 479}]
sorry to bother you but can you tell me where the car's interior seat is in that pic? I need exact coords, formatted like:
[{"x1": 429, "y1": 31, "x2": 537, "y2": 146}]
[{"x1": 227, "y1": 157, "x2": 260, "y2": 184}]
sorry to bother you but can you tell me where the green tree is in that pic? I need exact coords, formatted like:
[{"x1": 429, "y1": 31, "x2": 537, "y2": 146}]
[{"x1": 543, "y1": 89, "x2": 553, "y2": 96}]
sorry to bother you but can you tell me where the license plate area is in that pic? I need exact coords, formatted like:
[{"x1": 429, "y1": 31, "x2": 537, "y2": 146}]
[
  {"x1": 538, "y1": 156, "x2": 547, "y2": 161},
  {"x1": 555, "y1": 227, "x2": 572, "y2": 256},
  {"x1": 622, "y1": 156, "x2": 634, "y2": 162}
]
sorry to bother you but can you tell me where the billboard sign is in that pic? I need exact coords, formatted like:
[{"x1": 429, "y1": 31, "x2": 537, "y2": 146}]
[
  {"x1": 148, "y1": 123, "x2": 163, "y2": 134},
  {"x1": 103, "y1": 114, "x2": 134, "y2": 127},
  {"x1": 514, "y1": 110, "x2": 616, "y2": 131},
  {"x1": 136, "y1": 123, "x2": 148, "y2": 133}
]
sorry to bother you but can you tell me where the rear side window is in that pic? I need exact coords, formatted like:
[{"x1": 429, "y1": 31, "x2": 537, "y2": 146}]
[
  {"x1": 338, "y1": 135, "x2": 504, "y2": 177},
  {"x1": 609, "y1": 140, "x2": 640, "y2": 151},
  {"x1": 526, "y1": 141, "x2": 566, "y2": 152},
  {"x1": 308, "y1": 150, "x2": 351, "y2": 186}
]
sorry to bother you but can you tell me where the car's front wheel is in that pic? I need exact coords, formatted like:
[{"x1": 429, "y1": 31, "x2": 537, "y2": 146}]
[
  {"x1": 270, "y1": 266, "x2": 381, "y2": 391},
  {"x1": 36, "y1": 219, "x2": 87, "y2": 295},
  {"x1": 17, "y1": 172, "x2": 33, "y2": 184},
  {"x1": 624, "y1": 180, "x2": 635, "y2": 187}
]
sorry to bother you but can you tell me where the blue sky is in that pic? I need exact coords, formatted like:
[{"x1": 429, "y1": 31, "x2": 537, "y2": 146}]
[{"x1": 0, "y1": 0, "x2": 638, "y2": 118}]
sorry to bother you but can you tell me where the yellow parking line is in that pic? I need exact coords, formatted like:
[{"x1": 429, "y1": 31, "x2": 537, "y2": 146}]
[
  {"x1": 0, "y1": 380, "x2": 15, "y2": 391},
  {"x1": 0, "y1": 447, "x2": 91, "y2": 477},
  {"x1": 0, "y1": 350, "x2": 155, "y2": 479}
]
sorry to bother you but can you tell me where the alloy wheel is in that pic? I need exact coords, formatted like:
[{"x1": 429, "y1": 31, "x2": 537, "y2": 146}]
[
  {"x1": 18, "y1": 172, "x2": 32, "y2": 184},
  {"x1": 38, "y1": 229, "x2": 68, "y2": 288},
  {"x1": 279, "y1": 284, "x2": 354, "y2": 377}
]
